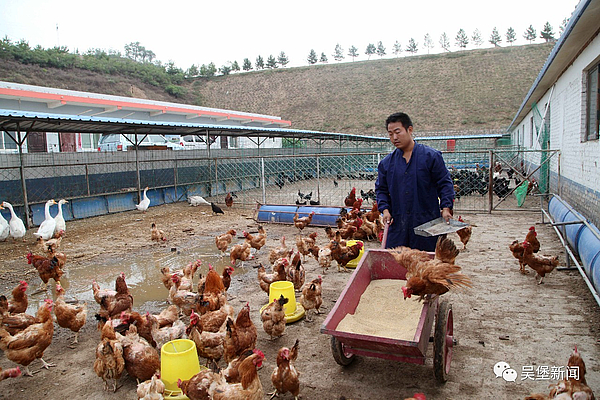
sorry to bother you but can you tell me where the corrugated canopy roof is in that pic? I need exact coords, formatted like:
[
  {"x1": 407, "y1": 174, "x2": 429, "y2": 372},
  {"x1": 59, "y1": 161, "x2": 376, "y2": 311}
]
[{"x1": 0, "y1": 109, "x2": 389, "y2": 143}]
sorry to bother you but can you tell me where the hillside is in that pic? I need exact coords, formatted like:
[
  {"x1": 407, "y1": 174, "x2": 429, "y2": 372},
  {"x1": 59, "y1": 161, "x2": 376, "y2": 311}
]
[{"x1": 0, "y1": 43, "x2": 553, "y2": 135}]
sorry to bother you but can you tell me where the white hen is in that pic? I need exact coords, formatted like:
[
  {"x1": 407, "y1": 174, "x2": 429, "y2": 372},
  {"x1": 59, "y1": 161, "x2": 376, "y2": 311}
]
[
  {"x1": 187, "y1": 195, "x2": 210, "y2": 206},
  {"x1": 33, "y1": 199, "x2": 57, "y2": 240},
  {"x1": 136, "y1": 187, "x2": 150, "y2": 212}
]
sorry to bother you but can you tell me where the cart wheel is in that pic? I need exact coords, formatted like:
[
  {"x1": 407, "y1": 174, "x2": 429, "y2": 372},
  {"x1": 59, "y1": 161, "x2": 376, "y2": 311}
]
[
  {"x1": 434, "y1": 300, "x2": 453, "y2": 383},
  {"x1": 330, "y1": 336, "x2": 355, "y2": 366}
]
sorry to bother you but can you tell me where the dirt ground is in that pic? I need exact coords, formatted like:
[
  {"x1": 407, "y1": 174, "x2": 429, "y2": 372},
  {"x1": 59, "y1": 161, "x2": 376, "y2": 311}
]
[{"x1": 0, "y1": 201, "x2": 598, "y2": 400}]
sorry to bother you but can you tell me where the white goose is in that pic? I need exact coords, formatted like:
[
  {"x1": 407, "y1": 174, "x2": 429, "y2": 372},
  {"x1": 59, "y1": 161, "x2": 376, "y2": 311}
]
[
  {"x1": 0, "y1": 204, "x2": 9, "y2": 241},
  {"x1": 136, "y1": 187, "x2": 150, "y2": 212},
  {"x1": 33, "y1": 199, "x2": 57, "y2": 240},
  {"x1": 1, "y1": 201, "x2": 27, "y2": 241},
  {"x1": 54, "y1": 199, "x2": 69, "y2": 236}
]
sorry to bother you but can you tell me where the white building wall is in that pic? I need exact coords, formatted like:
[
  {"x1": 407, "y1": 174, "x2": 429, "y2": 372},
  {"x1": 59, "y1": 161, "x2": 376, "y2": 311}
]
[{"x1": 511, "y1": 34, "x2": 600, "y2": 225}]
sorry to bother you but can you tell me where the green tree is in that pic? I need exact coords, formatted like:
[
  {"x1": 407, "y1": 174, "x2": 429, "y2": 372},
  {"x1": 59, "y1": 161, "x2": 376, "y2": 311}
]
[
  {"x1": 506, "y1": 27, "x2": 517, "y2": 45},
  {"x1": 489, "y1": 27, "x2": 502, "y2": 47},
  {"x1": 472, "y1": 29, "x2": 483, "y2": 47},
  {"x1": 307, "y1": 49, "x2": 318, "y2": 64},
  {"x1": 348, "y1": 45, "x2": 359, "y2": 61},
  {"x1": 455, "y1": 29, "x2": 469, "y2": 49},
  {"x1": 200, "y1": 62, "x2": 217, "y2": 77},
  {"x1": 165, "y1": 84, "x2": 186, "y2": 98},
  {"x1": 266, "y1": 54, "x2": 278, "y2": 68},
  {"x1": 439, "y1": 33, "x2": 450, "y2": 51},
  {"x1": 376, "y1": 41, "x2": 386, "y2": 57},
  {"x1": 423, "y1": 34, "x2": 434, "y2": 54},
  {"x1": 231, "y1": 60, "x2": 240, "y2": 72},
  {"x1": 333, "y1": 44, "x2": 344, "y2": 61},
  {"x1": 392, "y1": 40, "x2": 402, "y2": 57},
  {"x1": 242, "y1": 58, "x2": 252, "y2": 71},
  {"x1": 255, "y1": 55, "x2": 264, "y2": 69},
  {"x1": 365, "y1": 43, "x2": 376, "y2": 60},
  {"x1": 185, "y1": 64, "x2": 199, "y2": 78},
  {"x1": 523, "y1": 25, "x2": 537, "y2": 43},
  {"x1": 219, "y1": 65, "x2": 231, "y2": 75},
  {"x1": 540, "y1": 22, "x2": 555, "y2": 42},
  {"x1": 320, "y1": 52, "x2": 328, "y2": 63},
  {"x1": 277, "y1": 51, "x2": 289, "y2": 67},
  {"x1": 406, "y1": 38, "x2": 418, "y2": 55},
  {"x1": 559, "y1": 18, "x2": 569, "y2": 37}
]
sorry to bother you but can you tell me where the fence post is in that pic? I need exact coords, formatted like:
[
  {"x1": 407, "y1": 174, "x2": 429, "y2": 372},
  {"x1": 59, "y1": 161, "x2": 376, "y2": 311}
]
[
  {"x1": 214, "y1": 158, "x2": 218, "y2": 197},
  {"x1": 135, "y1": 133, "x2": 141, "y2": 202},
  {"x1": 316, "y1": 156, "x2": 320, "y2": 202},
  {"x1": 261, "y1": 157, "x2": 266, "y2": 204},
  {"x1": 85, "y1": 164, "x2": 90, "y2": 196},
  {"x1": 17, "y1": 130, "x2": 32, "y2": 228},
  {"x1": 488, "y1": 150, "x2": 493, "y2": 214}
]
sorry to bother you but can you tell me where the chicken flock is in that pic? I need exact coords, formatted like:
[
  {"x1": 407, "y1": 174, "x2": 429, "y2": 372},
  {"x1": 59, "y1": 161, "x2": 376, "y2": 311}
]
[{"x1": 0, "y1": 186, "x2": 591, "y2": 399}]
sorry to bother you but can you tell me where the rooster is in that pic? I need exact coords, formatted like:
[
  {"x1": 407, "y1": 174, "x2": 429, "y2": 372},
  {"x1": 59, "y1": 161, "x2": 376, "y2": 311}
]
[
  {"x1": 230, "y1": 242, "x2": 253, "y2": 268},
  {"x1": 94, "y1": 319, "x2": 125, "y2": 392},
  {"x1": 26, "y1": 251, "x2": 66, "y2": 291},
  {"x1": 260, "y1": 294, "x2": 288, "y2": 340},
  {"x1": 225, "y1": 192, "x2": 234, "y2": 208},
  {"x1": 300, "y1": 276, "x2": 323, "y2": 322},
  {"x1": 216, "y1": 229, "x2": 236, "y2": 257},
  {"x1": 509, "y1": 240, "x2": 526, "y2": 274},
  {"x1": 296, "y1": 231, "x2": 317, "y2": 262},
  {"x1": 401, "y1": 259, "x2": 472, "y2": 302},
  {"x1": 293, "y1": 211, "x2": 315, "y2": 232},
  {"x1": 258, "y1": 260, "x2": 288, "y2": 294},
  {"x1": 150, "y1": 222, "x2": 167, "y2": 242},
  {"x1": 270, "y1": 339, "x2": 300, "y2": 400},
  {"x1": 269, "y1": 236, "x2": 289, "y2": 265},
  {"x1": 7, "y1": 281, "x2": 28, "y2": 314},
  {"x1": 525, "y1": 226, "x2": 541, "y2": 253},
  {"x1": 54, "y1": 283, "x2": 88, "y2": 345},
  {"x1": 344, "y1": 187, "x2": 356, "y2": 207},
  {"x1": 522, "y1": 241, "x2": 559, "y2": 284},
  {"x1": 455, "y1": 216, "x2": 472, "y2": 250},
  {"x1": 331, "y1": 241, "x2": 363, "y2": 272},
  {"x1": 223, "y1": 303, "x2": 257, "y2": 363},
  {"x1": 0, "y1": 299, "x2": 55, "y2": 376},
  {"x1": 243, "y1": 226, "x2": 267, "y2": 253}
]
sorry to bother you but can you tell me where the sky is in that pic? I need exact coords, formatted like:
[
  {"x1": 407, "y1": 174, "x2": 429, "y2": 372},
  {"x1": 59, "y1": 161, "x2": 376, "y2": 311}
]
[{"x1": 0, "y1": 0, "x2": 580, "y2": 71}]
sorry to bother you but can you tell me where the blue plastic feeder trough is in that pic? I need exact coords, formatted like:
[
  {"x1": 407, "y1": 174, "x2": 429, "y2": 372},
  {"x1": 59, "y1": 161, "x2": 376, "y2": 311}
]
[
  {"x1": 255, "y1": 204, "x2": 350, "y2": 227},
  {"x1": 548, "y1": 196, "x2": 600, "y2": 296}
]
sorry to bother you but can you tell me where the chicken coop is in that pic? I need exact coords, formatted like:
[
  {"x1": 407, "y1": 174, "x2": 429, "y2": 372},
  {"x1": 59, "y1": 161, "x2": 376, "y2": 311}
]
[{"x1": 0, "y1": 110, "x2": 559, "y2": 227}]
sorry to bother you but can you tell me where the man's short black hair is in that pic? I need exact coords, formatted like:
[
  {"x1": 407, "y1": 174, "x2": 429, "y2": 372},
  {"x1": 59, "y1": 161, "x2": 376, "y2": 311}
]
[{"x1": 385, "y1": 112, "x2": 413, "y2": 130}]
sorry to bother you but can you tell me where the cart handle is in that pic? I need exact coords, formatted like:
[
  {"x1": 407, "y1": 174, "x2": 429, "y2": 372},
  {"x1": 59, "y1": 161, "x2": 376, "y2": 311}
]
[{"x1": 381, "y1": 221, "x2": 390, "y2": 249}]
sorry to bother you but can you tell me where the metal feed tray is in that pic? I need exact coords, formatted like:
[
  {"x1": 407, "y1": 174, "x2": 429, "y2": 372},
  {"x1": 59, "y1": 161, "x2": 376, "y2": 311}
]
[{"x1": 414, "y1": 217, "x2": 468, "y2": 237}]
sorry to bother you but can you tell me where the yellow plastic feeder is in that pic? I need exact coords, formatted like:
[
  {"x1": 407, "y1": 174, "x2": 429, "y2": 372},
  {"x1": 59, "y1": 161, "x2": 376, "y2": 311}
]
[
  {"x1": 345, "y1": 240, "x2": 365, "y2": 269},
  {"x1": 260, "y1": 280, "x2": 305, "y2": 323},
  {"x1": 161, "y1": 339, "x2": 201, "y2": 399}
]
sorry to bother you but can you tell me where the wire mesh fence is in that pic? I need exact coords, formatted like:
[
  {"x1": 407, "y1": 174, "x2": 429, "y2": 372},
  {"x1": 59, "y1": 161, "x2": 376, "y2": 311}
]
[{"x1": 0, "y1": 147, "x2": 559, "y2": 226}]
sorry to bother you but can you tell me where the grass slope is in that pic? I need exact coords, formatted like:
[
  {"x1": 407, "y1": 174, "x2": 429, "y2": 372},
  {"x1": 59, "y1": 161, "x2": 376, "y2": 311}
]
[{"x1": 0, "y1": 43, "x2": 552, "y2": 135}]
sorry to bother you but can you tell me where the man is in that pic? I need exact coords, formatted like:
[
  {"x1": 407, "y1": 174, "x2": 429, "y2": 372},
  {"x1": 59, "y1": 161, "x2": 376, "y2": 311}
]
[{"x1": 375, "y1": 112, "x2": 454, "y2": 251}]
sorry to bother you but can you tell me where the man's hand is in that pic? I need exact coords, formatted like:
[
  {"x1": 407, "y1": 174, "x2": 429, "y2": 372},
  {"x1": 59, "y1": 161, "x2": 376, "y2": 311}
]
[
  {"x1": 382, "y1": 209, "x2": 393, "y2": 225},
  {"x1": 441, "y1": 207, "x2": 453, "y2": 223}
]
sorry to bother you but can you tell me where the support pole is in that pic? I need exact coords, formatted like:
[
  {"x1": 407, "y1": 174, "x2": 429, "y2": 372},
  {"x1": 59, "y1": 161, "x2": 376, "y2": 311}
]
[
  {"x1": 17, "y1": 129, "x2": 32, "y2": 228},
  {"x1": 261, "y1": 157, "x2": 266, "y2": 204}
]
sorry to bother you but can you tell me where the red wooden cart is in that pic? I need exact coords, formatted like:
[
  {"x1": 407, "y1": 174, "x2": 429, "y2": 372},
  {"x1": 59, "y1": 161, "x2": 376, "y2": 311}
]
[{"x1": 320, "y1": 247, "x2": 454, "y2": 383}]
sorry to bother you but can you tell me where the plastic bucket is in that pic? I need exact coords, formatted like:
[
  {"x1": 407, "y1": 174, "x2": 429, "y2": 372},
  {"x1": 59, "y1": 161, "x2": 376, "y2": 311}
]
[
  {"x1": 269, "y1": 281, "x2": 297, "y2": 317},
  {"x1": 345, "y1": 240, "x2": 365, "y2": 269},
  {"x1": 161, "y1": 339, "x2": 201, "y2": 395}
]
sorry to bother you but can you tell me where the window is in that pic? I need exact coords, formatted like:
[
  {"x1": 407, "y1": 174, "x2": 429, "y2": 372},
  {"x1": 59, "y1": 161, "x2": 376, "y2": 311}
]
[
  {"x1": 529, "y1": 116, "x2": 534, "y2": 146},
  {"x1": 2, "y1": 131, "x2": 18, "y2": 150},
  {"x1": 586, "y1": 63, "x2": 599, "y2": 141}
]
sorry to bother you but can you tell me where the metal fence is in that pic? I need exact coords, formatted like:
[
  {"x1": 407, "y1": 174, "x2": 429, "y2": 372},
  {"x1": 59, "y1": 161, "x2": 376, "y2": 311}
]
[{"x1": 0, "y1": 147, "x2": 560, "y2": 227}]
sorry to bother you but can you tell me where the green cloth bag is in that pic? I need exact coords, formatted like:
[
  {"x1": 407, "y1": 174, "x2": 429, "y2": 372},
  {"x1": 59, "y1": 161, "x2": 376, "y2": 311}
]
[{"x1": 514, "y1": 180, "x2": 529, "y2": 207}]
